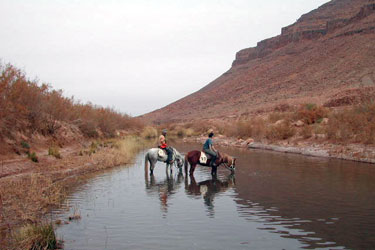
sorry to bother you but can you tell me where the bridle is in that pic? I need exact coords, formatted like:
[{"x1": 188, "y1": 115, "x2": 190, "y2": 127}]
[{"x1": 222, "y1": 157, "x2": 235, "y2": 171}]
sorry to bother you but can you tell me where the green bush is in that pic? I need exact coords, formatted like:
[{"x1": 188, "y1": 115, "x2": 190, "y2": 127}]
[
  {"x1": 21, "y1": 141, "x2": 30, "y2": 149},
  {"x1": 28, "y1": 152, "x2": 39, "y2": 162}
]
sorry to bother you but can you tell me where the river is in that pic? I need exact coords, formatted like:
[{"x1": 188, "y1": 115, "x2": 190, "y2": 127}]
[{"x1": 54, "y1": 142, "x2": 375, "y2": 249}]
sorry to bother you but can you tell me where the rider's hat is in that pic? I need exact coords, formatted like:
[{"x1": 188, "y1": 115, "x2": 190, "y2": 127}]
[{"x1": 162, "y1": 129, "x2": 167, "y2": 135}]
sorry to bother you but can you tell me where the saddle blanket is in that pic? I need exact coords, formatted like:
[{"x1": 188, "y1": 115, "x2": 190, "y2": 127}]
[
  {"x1": 158, "y1": 149, "x2": 166, "y2": 158},
  {"x1": 200, "y1": 152, "x2": 208, "y2": 164}
]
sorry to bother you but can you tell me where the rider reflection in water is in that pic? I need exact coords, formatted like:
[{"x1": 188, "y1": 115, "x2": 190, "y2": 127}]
[
  {"x1": 203, "y1": 129, "x2": 218, "y2": 167},
  {"x1": 159, "y1": 129, "x2": 173, "y2": 164}
]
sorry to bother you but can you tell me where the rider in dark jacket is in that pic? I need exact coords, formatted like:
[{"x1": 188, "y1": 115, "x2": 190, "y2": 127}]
[{"x1": 203, "y1": 130, "x2": 217, "y2": 167}]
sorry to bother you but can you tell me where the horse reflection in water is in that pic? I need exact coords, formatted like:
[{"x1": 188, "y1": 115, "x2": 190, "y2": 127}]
[
  {"x1": 144, "y1": 170, "x2": 184, "y2": 215},
  {"x1": 185, "y1": 174, "x2": 235, "y2": 217}
]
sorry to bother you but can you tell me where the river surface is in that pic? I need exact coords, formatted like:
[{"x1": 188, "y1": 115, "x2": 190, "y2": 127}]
[{"x1": 54, "y1": 142, "x2": 375, "y2": 250}]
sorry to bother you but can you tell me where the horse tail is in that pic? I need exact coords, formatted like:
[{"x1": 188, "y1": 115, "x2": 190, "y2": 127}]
[
  {"x1": 145, "y1": 152, "x2": 149, "y2": 170},
  {"x1": 184, "y1": 154, "x2": 189, "y2": 173}
]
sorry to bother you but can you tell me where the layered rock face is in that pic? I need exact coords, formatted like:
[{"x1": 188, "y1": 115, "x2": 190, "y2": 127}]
[{"x1": 144, "y1": 0, "x2": 375, "y2": 123}]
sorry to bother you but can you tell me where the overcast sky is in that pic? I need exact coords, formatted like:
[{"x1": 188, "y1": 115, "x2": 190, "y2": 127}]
[{"x1": 0, "y1": 0, "x2": 329, "y2": 116}]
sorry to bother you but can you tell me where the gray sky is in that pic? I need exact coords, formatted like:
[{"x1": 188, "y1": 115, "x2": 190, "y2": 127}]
[{"x1": 0, "y1": 0, "x2": 329, "y2": 116}]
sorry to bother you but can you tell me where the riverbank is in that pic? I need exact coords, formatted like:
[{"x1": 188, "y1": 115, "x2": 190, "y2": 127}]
[
  {"x1": 183, "y1": 135, "x2": 375, "y2": 164},
  {"x1": 0, "y1": 136, "x2": 149, "y2": 249}
]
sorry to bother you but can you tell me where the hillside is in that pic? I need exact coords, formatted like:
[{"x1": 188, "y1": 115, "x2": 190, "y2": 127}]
[{"x1": 143, "y1": 0, "x2": 375, "y2": 123}]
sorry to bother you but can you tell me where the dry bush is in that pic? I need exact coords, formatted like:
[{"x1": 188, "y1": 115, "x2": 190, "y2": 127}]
[
  {"x1": 48, "y1": 146, "x2": 61, "y2": 159},
  {"x1": 223, "y1": 117, "x2": 266, "y2": 139},
  {"x1": 299, "y1": 125, "x2": 313, "y2": 139},
  {"x1": 176, "y1": 127, "x2": 195, "y2": 138},
  {"x1": 266, "y1": 121, "x2": 295, "y2": 141},
  {"x1": 268, "y1": 112, "x2": 286, "y2": 123},
  {"x1": 295, "y1": 103, "x2": 328, "y2": 125},
  {"x1": 15, "y1": 223, "x2": 57, "y2": 250},
  {"x1": 182, "y1": 122, "x2": 212, "y2": 135},
  {"x1": 141, "y1": 126, "x2": 158, "y2": 139},
  {"x1": 0, "y1": 63, "x2": 142, "y2": 142},
  {"x1": 235, "y1": 120, "x2": 253, "y2": 138},
  {"x1": 326, "y1": 102, "x2": 375, "y2": 144},
  {"x1": 273, "y1": 103, "x2": 291, "y2": 112}
]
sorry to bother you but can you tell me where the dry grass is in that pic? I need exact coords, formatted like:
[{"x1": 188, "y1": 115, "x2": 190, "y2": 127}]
[
  {"x1": 295, "y1": 103, "x2": 328, "y2": 125},
  {"x1": 299, "y1": 125, "x2": 313, "y2": 139},
  {"x1": 14, "y1": 223, "x2": 57, "y2": 250},
  {"x1": 266, "y1": 121, "x2": 296, "y2": 141},
  {"x1": 48, "y1": 146, "x2": 61, "y2": 159},
  {"x1": 325, "y1": 102, "x2": 375, "y2": 144},
  {"x1": 141, "y1": 126, "x2": 158, "y2": 139},
  {"x1": 0, "y1": 136, "x2": 147, "y2": 249}
]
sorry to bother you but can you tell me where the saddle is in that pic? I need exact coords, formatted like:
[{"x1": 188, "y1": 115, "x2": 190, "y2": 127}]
[
  {"x1": 199, "y1": 151, "x2": 211, "y2": 164},
  {"x1": 158, "y1": 148, "x2": 174, "y2": 163},
  {"x1": 158, "y1": 148, "x2": 166, "y2": 158}
]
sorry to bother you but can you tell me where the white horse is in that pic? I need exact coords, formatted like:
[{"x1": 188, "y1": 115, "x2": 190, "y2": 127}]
[{"x1": 144, "y1": 147, "x2": 185, "y2": 175}]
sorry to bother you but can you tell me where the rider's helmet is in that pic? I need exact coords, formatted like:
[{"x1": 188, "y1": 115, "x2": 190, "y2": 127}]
[
  {"x1": 162, "y1": 129, "x2": 167, "y2": 136},
  {"x1": 208, "y1": 129, "x2": 214, "y2": 137}
]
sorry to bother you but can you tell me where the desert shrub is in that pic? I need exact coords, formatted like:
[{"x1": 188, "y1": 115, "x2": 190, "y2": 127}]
[
  {"x1": 326, "y1": 102, "x2": 375, "y2": 144},
  {"x1": 79, "y1": 120, "x2": 99, "y2": 138},
  {"x1": 15, "y1": 223, "x2": 57, "y2": 250},
  {"x1": 274, "y1": 103, "x2": 291, "y2": 112},
  {"x1": 141, "y1": 126, "x2": 158, "y2": 139},
  {"x1": 266, "y1": 121, "x2": 295, "y2": 141},
  {"x1": 48, "y1": 146, "x2": 61, "y2": 159},
  {"x1": 250, "y1": 117, "x2": 267, "y2": 140},
  {"x1": 28, "y1": 152, "x2": 39, "y2": 162},
  {"x1": 300, "y1": 125, "x2": 313, "y2": 139},
  {"x1": 295, "y1": 103, "x2": 328, "y2": 124},
  {"x1": 182, "y1": 122, "x2": 212, "y2": 135},
  {"x1": 224, "y1": 117, "x2": 266, "y2": 139},
  {"x1": 0, "y1": 63, "x2": 143, "y2": 142},
  {"x1": 268, "y1": 112, "x2": 285, "y2": 123},
  {"x1": 21, "y1": 141, "x2": 30, "y2": 149},
  {"x1": 235, "y1": 120, "x2": 253, "y2": 138}
]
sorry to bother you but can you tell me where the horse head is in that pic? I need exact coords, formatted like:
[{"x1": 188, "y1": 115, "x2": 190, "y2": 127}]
[
  {"x1": 176, "y1": 155, "x2": 184, "y2": 168},
  {"x1": 221, "y1": 153, "x2": 236, "y2": 172},
  {"x1": 173, "y1": 149, "x2": 185, "y2": 169}
]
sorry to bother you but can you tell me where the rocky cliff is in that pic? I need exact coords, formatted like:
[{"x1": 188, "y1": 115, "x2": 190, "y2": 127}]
[{"x1": 143, "y1": 0, "x2": 375, "y2": 123}]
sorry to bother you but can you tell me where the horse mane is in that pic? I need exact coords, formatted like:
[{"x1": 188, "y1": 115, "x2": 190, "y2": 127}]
[{"x1": 220, "y1": 152, "x2": 232, "y2": 163}]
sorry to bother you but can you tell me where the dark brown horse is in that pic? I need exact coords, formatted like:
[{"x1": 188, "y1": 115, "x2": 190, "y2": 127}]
[{"x1": 184, "y1": 150, "x2": 236, "y2": 176}]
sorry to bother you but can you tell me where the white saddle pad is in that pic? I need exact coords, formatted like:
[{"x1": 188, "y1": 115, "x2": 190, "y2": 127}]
[
  {"x1": 158, "y1": 149, "x2": 166, "y2": 158},
  {"x1": 200, "y1": 152, "x2": 208, "y2": 164}
]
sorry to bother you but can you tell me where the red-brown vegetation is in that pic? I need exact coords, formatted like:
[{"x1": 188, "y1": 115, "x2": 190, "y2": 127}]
[{"x1": 0, "y1": 63, "x2": 143, "y2": 156}]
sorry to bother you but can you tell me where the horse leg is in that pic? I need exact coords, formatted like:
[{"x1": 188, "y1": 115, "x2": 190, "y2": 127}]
[
  {"x1": 150, "y1": 162, "x2": 154, "y2": 175},
  {"x1": 211, "y1": 165, "x2": 217, "y2": 176},
  {"x1": 189, "y1": 163, "x2": 197, "y2": 176},
  {"x1": 184, "y1": 156, "x2": 189, "y2": 174}
]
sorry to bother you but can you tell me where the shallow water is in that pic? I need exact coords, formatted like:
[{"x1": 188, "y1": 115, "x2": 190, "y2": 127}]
[{"x1": 54, "y1": 142, "x2": 375, "y2": 249}]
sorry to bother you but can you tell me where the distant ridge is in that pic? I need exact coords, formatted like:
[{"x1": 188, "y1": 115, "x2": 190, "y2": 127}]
[{"x1": 143, "y1": 0, "x2": 375, "y2": 124}]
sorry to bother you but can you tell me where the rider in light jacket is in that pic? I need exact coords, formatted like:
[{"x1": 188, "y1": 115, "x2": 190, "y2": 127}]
[{"x1": 159, "y1": 129, "x2": 173, "y2": 164}]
